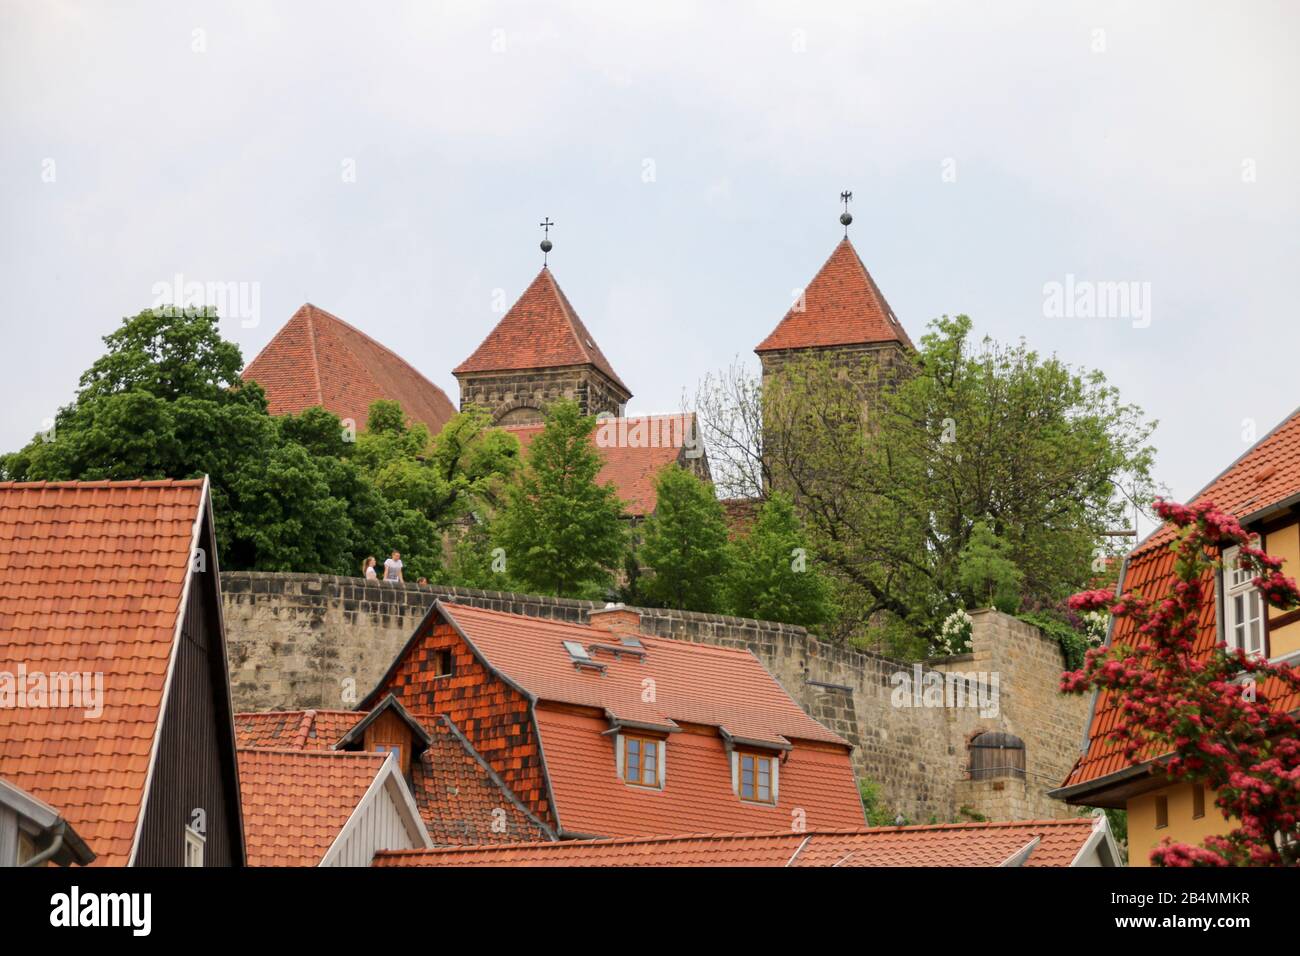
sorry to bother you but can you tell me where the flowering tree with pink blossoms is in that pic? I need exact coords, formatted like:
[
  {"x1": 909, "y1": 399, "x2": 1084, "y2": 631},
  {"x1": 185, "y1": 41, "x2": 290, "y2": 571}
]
[{"x1": 1064, "y1": 499, "x2": 1300, "y2": 866}]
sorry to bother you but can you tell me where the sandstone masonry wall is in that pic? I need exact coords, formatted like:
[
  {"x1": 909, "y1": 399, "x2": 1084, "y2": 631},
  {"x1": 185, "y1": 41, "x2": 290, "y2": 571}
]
[{"x1": 220, "y1": 572, "x2": 1087, "y2": 823}]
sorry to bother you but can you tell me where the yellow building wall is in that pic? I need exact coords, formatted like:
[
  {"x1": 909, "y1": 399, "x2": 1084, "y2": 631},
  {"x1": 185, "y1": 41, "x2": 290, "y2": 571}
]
[
  {"x1": 1266, "y1": 521, "x2": 1300, "y2": 658},
  {"x1": 1127, "y1": 782, "x2": 1233, "y2": 867}
]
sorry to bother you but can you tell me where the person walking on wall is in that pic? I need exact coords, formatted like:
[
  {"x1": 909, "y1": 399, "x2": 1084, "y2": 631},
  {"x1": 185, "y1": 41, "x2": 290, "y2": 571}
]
[
  {"x1": 383, "y1": 550, "x2": 404, "y2": 584},
  {"x1": 362, "y1": 556, "x2": 378, "y2": 580}
]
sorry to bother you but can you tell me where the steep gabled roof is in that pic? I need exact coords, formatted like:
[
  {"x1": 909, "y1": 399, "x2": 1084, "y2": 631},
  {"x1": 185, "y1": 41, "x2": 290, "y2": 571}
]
[
  {"x1": 1059, "y1": 406, "x2": 1300, "y2": 795},
  {"x1": 407, "y1": 714, "x2": 556, "y2": 845},
  {"x1": 237, "y1": 748, "x2": 429, "y2": 866},
  {"x1": 453, "y1": 268, "x2": 629, "y2": 393},
  {"x1": 433, "y1": 602, "x2": 846, "y2": 747},
  {"x1": 374, "y1": 817, "x2": 1115, "y2": 867},
  {"x1": 0, "y1": 478, "x2": 212, "y2": 866},
  {"x1": 242, "y1": 303, "x2": 456, "y2": 434},
  {"x1": 503, "y1": 413, "x2": 702, "y2": 517},
  {"x1": 234, "y1": 705, "x2": 550, "y2": 845},
  {"x1": 365, "y1": 601, "x2": 863, "y2": 840},
  {"x1": 755, "y1": 238, "x2": 913, "y2": 353}
]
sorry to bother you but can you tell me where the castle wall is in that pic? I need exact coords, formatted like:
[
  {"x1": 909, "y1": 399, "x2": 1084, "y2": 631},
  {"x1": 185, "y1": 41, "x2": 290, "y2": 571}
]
[{"x1": 220, "y1": 572, "x2": 1088, "y2": 823}]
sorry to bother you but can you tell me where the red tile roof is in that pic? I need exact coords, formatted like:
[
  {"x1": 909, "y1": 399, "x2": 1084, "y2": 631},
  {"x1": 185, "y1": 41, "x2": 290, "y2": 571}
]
[
  {"x1": 408, "y1": 714, "x2": 555, "y2": 845},
  {"x1": 234, "y1": 706, "x2": 551, "y2": 845},
  {"x1": 242, "y1": 303, "x2": 456, "y2": 434},
  {"x1": 237, "y1": 748, "x2": 389, "y2": 866},
  {"x1": 0, "y1": 478, "x2": 207, "y2": 866},
  {"x1": 440, "y1": 602, "x2": 846, "y2": 748},
  {"x1": 755, "y1": 238, "x2": 913, "y2": 353},
  {"x1": 1063, "y1": 407, "x2": 1300, "y2": 791},
  {"x1": 453, "y1": 268, "x2": 629, "y2": 393},
  {"x1": 374, "y1": 817, "x2": 1108, "y2": 867},
  {"x1": 536, "y1": 708, "x2": 863, "y2": 838},
  {"x1": 234, "y1": 710, "x2": 364, "y2": 750},
  {"x1": 503, "y1": 413, "x2": 699, "y2": 517}
]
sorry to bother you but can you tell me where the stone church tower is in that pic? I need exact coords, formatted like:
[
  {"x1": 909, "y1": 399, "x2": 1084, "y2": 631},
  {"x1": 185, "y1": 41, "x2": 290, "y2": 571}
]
[
  {"x1": 453, "y1": 266, "x2": 631, "y2": 424},
  {"x1": 754, "y1": 235, "x2": 914, "y2": 398}
]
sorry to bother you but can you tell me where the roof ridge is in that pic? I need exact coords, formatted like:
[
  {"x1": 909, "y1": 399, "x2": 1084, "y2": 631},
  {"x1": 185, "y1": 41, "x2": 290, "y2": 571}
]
[
  {"x1": 0, "y1": 478, "x2": 206, "y2": 490},
  {"x1": 440, "y1": 601, "x2": 770, "y2": 658},
  {"x1": 235, "y1": 746, "x2": 386, "y2": 759},
  {"x1": 303, "y1": 306, "x2": 324, "y2": 406},
  {"x1": 377, "y1": 820, "x2": 1091, "y2": 856}
]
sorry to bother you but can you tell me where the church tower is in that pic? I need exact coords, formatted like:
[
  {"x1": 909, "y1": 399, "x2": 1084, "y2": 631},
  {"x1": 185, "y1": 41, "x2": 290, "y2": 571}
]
[
  {"x1": 754, "y1": 199, "x2": 914, "y2": 410},
  {"x1": 454, "y1": 227, "x2": 630, "y2": 424}
]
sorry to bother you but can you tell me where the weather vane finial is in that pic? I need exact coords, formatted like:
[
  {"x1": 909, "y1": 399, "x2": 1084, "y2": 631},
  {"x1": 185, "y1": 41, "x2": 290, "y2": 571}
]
[
  {"x1": 839, "y1": 191, "x2": 853, "y2": 237},
  {"x1": 539, "y1": 217, "x2": 554, "y2": 266}
]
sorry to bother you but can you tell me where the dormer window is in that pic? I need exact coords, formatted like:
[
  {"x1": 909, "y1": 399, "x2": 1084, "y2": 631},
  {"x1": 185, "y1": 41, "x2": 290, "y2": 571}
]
[
  {"x1": 623, "y1": 735, "x2": 660, "y2": 788},
  {"x1": 1223, "y1": 545, "x2": 1265, "y2": 658},
  {"x1": 738, "y1": 752, "x2": 774, "y2": 804}
]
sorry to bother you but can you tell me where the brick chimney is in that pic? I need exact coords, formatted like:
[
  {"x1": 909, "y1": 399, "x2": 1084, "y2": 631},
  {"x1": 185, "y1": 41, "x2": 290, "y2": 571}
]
[{"x1": 587, "y1": 602, "x2": 642, "y2": 640}]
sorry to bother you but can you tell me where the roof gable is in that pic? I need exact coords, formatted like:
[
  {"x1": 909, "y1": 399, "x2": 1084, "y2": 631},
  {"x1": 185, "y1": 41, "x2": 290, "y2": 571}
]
[
  {"x1": 453, "y1": 268, "x2": 629, "y2": 392},
  {"x1": 237, "y1": 748, "x2": 398, "y2": 866},
  {"x1": 755, "y1": 238, "x2": 913, "y2": 353},
  {"x1": 0, "y1": 478, "x2": 208, "y2": 866},
  {"x1": 242, "y1": 303, "x2": 456, "y2": 434}
]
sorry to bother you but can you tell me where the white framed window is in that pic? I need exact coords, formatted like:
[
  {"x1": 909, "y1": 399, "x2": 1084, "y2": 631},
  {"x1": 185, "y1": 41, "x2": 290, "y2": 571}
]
[
  {"x1": 1223, "y1": 546, "x2": 1265, "y2": 658},
  {"x1": 184, "y1": 826, "x2": 205, "y2": 867}
]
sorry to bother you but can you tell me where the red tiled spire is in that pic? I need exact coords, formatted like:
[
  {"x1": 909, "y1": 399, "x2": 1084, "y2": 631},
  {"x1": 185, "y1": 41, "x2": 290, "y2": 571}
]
[
  {"x1": 453, "y1": 268, "x2": 629, "y2": 392},
  {"x1": 755, "y1": 238, "x2": 913, "y2": 353},
  {"x1": 242, "y1": 303, "x2": 456, "y2": 434}
]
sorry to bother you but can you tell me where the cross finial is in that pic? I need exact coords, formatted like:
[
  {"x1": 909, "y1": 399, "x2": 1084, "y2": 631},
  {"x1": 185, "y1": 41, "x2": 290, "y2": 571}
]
[
  {"x1": 839, "y1": 191, "x2": 853, "y2": 236},
  {"x1": 539, "y1": 217, "x2": 554, "y2": 266}
]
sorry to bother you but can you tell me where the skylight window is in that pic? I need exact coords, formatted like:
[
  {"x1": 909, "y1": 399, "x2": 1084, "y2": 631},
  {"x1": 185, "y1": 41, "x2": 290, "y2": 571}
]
[{"x1": 563, "y1": 640, "x2": 591, "y2": 661}]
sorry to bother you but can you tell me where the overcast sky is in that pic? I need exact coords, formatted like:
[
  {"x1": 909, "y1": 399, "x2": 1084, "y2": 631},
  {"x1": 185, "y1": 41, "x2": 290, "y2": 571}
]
[{"x1": 2, "y1": 1, "x2": 1296, "y2": 535}]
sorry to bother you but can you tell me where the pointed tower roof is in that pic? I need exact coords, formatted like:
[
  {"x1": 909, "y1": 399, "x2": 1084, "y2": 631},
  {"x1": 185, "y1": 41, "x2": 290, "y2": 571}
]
[
  {"x1": 453, "y1": 268, "x2": 629, "y2": 393},
  {"x1": 755, "y1": 238, "x2": 913, "y2": 353},
  {"x1": 242, "y1": 304, "x2": 456, "y2": 434}
]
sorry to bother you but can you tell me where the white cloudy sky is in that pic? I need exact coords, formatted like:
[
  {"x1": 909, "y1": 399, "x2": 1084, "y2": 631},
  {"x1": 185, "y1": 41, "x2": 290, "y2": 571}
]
[{"x1": 2, "y1": 0, "x2": 1297, "y2": 532}]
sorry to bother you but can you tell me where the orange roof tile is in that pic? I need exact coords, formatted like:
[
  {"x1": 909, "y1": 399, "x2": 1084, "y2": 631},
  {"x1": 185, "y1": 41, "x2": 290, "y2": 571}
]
[
  {"x1": 453, "y1": 268, "x2": 629, "y2": 393},
  {"x1": 1063, "y1": 407, "x2": 1300, "y2": 792},
  {"x1": 0, "y1": 478, "x2": 207, "y2": 867},
  {"x1": 234, "y1": 710, "x2": 364, "y2": 750},
  {"x1": 242, "y1": 303, "x2": 456, "y2": 434},
  {"x1": 408, "y1": 714, "x2": 555, "y2": 845},
  {"x1": 234, "y1": 705, "x2": 550, "y2": 846},
  {"x1": 439, "y1": 602, "x2": 846, "y2": 748},
  {"x1": 374, "y1": 817, "x2": 1107, "y2": 867},
  {"x1": 503, "y1": 413, "x2": 699, "y2": 517},
  {"x1": 755, "y1": 238, "x2": 913, "y2": 353},
  {"x1": 237, "y1": 748, "x2": 390, "y2": 867},
  {"x1": 537, "y1": 708, "x2": 863, "y2": 838}
]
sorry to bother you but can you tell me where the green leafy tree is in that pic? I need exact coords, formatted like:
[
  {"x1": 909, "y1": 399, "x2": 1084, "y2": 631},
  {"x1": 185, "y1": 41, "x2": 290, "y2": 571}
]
[
  {"x1": 350, "y1": 401, "x2": 522, "y2": 583},
  {"x1": 492, "y1": 399, "x2": 626, "y2": 598},
  {"x1": 726, "y1": 492, "x2": 833, "y2": 627},
  {"x1": 636, "y1": 465, "x2": 732, "y2": 612},
  {"x1": 955, "y1": 520, "x2": 1023, "y2": 612},
  {"x1": 1, "y1": 308, "x2": 354, "y2": 572},
  {"x1": 755, "y1": 314, "x2": 1154, "y2": 650}
]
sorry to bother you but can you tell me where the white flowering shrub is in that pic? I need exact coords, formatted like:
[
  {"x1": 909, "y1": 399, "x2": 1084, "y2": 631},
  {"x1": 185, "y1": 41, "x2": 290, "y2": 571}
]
[
  {"x1": 933, "y1": 608, "x2": 973, "y2": 655},
  {"x1": 1083, "y1": 609, "x2": 1108, "y2": 647}
]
